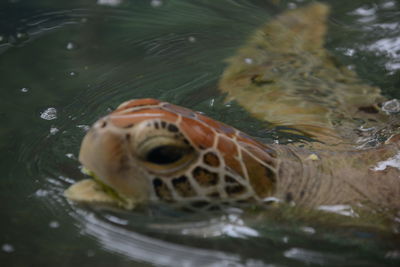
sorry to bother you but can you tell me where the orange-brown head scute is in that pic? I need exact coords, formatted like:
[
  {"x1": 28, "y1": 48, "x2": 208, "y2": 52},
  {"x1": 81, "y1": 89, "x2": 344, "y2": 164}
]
[{"x1": 79, "y1": 98, "x2": 278, "y2": 207}]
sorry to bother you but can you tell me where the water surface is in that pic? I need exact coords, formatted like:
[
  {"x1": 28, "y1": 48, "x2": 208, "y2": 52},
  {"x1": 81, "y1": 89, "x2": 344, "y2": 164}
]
[{"x1": 1, "y1": 0, "x2": 400, "y2": 266}]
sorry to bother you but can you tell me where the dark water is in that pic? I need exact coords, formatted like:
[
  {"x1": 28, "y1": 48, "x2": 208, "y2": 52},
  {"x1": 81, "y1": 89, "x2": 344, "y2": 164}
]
[{"x1": 1, "y1": 0, "x2": 400, "y2": 266}]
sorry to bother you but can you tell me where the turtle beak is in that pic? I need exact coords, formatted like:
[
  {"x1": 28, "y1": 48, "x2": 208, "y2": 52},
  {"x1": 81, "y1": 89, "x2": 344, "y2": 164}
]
[{"x1": 78, "y1": 119, "x2": 150, "y2": 203}]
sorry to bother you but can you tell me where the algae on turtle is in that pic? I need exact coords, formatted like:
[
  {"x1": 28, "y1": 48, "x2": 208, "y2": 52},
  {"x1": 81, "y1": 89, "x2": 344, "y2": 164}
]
[
  {"x1": 65, "y1": 168, "x2": 137, "y2": 210},
  {"x1": 65, "y1": 3, "x2": 400, "y2": 230}
]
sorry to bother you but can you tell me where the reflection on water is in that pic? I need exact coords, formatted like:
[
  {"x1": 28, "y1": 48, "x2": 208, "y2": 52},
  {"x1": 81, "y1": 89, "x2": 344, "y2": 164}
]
[
  {"x1": 76, "y1": 209, "x2": 250, "y2": 266},
  {"x1": 1, "y1": 0, "x2": 400, "y2": 266}
]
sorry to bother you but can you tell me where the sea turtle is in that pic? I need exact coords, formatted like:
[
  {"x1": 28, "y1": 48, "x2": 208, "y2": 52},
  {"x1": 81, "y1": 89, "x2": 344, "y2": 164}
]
[{"x1": 65, "y1": 3, "x2": 400, "y2": 224}]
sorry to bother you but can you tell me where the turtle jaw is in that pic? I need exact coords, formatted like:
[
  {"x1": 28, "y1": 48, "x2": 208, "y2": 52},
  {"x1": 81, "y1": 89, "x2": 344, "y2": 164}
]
[{"x1": 78, "y1": 121, "x2": 151, "y2": 205}]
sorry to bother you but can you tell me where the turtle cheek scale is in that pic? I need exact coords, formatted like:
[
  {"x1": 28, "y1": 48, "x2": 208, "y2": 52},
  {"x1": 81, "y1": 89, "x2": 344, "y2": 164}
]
[{"x1": 78, "y1": 121, "x2": 151, "y2": 204}]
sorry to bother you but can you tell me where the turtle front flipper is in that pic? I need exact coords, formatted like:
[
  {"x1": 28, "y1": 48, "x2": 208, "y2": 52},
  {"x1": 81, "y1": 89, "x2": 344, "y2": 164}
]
[{"x1": 219, "y1": 3, "x2": 386, "y2": 147}]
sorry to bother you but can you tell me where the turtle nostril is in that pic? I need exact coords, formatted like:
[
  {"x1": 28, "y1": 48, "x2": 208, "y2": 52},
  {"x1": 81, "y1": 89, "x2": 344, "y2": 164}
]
[{"x1": 93, "y1": 120, "x2": 108, "y2": 130}]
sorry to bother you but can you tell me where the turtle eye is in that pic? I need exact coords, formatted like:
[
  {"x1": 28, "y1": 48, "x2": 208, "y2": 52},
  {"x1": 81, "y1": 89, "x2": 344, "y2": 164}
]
[
  {"x1": 133, "y1": 121, "x2": 197, "y2": 174},
  {"x1": 136, "y1": 134, "x2": 196, "y2": 173},
  {"x1": 145, "y1": 145, "x2": 187, "y2": 165}
]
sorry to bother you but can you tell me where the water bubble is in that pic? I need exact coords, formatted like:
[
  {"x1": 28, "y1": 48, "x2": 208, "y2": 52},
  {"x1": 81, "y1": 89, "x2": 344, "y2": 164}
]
[
  {"x1": 69, "y1": 71, "x2": 78, "y2": 77},
  {"x1": 50, "y1": 127, "x2": 59, "y2": 135},
  {"x1": 77, "y1": 124, "x2": 90, "y2": 131},
  {"x1": 9, "y1": 32, "x2": 29, "y2": 46},
  {"x1": 244, "y1": 58, "x2": 253, "y2": 64},
  {"x1": 65, "y1": 153, "x2": 76, "y2": 159},
  {"x1": 66, "y1": 42, "x2": 77, "y2": 51},
  {"x1": 343, "y1": 48, "x2": 355, "y2": 57},
  {"x1": 382, "y1": 99, "x2": 400, "y2": 114},
  {"x1": 151, "y1": 0, "x2": 162, "y2": 7},
  {"x1": 20, "y1": 87, "x2": 29, "y2": 93},
  {"x1": 301, "y1": 226, "x2": 316, "y2": 235},
  {"x1": 188, "y1": 36, "x2": 196, "y2": 43},
  {"x1": 209, "y1": 98, "x2": 215, "y2": 107},
  {"x1": 14, "y1": 32, "x2": 30, "y2": 44},
  {"x1": 97, "y1": 0, "x2": 123, "y2": 6},
  {"x1": 49, "y1": 221, "x2": 60, "y2": 228},
  {"x1": 35, "y1": 189, "x2": 49, "y2": 197},
  {"x1": 40, "y1": 107, "x2": 57, "y2": 120},
  {"x1": 16, "y1": 32, "x2": 27, "y2": 39},
  {"x1": 2, "y1": 244, "x2": 14, "y2": 253}
]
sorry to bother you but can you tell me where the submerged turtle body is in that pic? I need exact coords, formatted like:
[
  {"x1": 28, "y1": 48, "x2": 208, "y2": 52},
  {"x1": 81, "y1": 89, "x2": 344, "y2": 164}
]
[
  {"x1": 219, "y1": 3, "x2": 387, "y2": 146},
  {"x1": 66, "y1": 3, "x2": 400, "y2": 220}
]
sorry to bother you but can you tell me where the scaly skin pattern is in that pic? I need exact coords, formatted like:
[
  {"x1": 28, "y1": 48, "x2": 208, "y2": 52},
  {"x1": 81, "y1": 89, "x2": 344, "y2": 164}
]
[{"x1": 79, "y1": 98, "x2": 400, "y2": 213}]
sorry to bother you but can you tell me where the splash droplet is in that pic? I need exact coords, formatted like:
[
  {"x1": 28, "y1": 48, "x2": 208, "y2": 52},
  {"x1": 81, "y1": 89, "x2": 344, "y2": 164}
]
[
  {"x1": 69, "y1": 71, "x2": 78, "y2": 77},
  {"x1": 97, "y1": 0, "x2": 123, "y2": 6},
  {"x1": 9, "y1": 31, "x2": 29, "y2": 45},
  {"x1": 35, "y1": 189, "x2": 49, "y2": 197},
  {"x1": 343, "y1": 48, "x2": 355, "y2": 56},
  {"x1": 16, "y1": 32, "x2": 28, "y2": 39},
  {"x1": 50, "y1": 127, "x2": 59, "y2": 135},
  {"x1": 77, "y1": 124, "x2": 90, "y2": 131},
  {"x1": 49, "y1": 221, "x2": 60, "y2": 228},
  {"x1": 244, "y1": 58, "x2": 253, "y2": 64},
  {"x1": 40, "y1": 107, "x2": 57, "y2": 120},
  {"x1": 65, "y1": 153, "x2": 76, "y2": 159},
  {"x1": 151, "y1": 0, "x2": 162, "y2": 7},
  {"x1": 66, "y1": 42, "x2": 78, "y2": 50},
  {"x1": 188, "y1": 36, "x2": 196, "y2": 43},
  {"x1": 2, "y1": 244, "x2": 14, "y2": 253},
  {"x1": 209, "y1": 98, "x2": 215, "y2": 107}
]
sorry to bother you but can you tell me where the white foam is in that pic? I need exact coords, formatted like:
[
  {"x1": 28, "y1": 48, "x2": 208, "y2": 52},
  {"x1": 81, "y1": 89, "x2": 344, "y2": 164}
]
[
  {"x1": 317, "y1": 204, "x2": 358, "y2": 217},
  {"x1": 372, "y1": 151, "x2": 400, "y2": 171}
]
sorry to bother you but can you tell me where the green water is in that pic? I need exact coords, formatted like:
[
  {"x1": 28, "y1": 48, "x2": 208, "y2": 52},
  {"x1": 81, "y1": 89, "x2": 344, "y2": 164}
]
[{"x1": 1, "y1": 0, "x2": 399, "y2": 266}]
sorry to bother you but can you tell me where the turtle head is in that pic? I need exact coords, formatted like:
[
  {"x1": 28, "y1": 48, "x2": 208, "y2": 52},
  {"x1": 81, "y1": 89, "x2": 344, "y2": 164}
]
[
  {"x1": 79, "y1": 99, "x2": 197, "y2": 204},
  {"x1": 78, "y1": 99, "x2": 277, "y2": 207}
]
